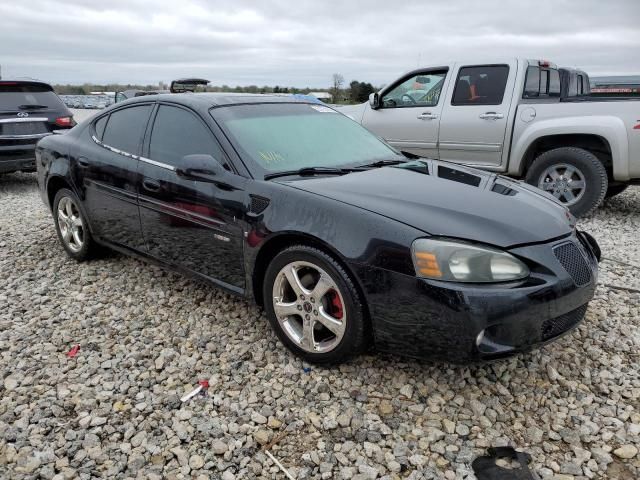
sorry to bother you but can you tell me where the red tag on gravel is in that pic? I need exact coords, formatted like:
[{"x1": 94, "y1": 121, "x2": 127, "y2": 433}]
[
  {"x1": 67, "y1": 345, "x2": 80, "y2": 358},
  {"x1": 198, "y1": 380, "x2": 209, "y2": 389}
]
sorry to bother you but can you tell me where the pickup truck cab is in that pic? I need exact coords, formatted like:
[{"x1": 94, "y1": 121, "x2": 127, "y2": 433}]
[{"x1": 338, "y1": 58, "x2": 640, "y2": 216}]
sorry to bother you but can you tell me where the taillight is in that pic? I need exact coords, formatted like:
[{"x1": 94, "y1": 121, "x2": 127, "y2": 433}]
[{"x1": 55, "y1": 116, "x2": 74, "y2": 127}]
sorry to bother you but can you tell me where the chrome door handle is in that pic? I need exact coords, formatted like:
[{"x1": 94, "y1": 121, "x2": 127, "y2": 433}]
[
  {"x1": 479, "y1": 112, "x2": 504, "y2": 120},
  {"x1": 142, "y1": 179, "x2": 161, "y2": 192},
  {"x1": 417, "y1": 112, "x2": 438, "y2": 120}
]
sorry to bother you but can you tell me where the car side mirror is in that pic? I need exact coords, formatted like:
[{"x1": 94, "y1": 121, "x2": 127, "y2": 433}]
[
  {"x1": 369, "y1": 92, "x2": 381, "y2": 110},
  {"x1": 176, "y1": 154, "x2": 226, "y2": 182}
]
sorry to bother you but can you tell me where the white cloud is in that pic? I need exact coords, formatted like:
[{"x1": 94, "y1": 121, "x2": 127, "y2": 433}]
[{"x1": 0, "y1": 0, "x2": 638, "y2": 86}]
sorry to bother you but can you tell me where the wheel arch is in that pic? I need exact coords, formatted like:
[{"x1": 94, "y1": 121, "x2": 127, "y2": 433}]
[
  {"x1": 520, "y1": 133, "x2": 613, "y2": 176},
  {"x1": 510, "y1": 117, "x2": 630, "y2": 181},
  {"x1": 251, "y1": 231, "x2": 368, "y2": 314},
  {"x1": 46, "y1": 175, "x2": 73, "y2": 210}
]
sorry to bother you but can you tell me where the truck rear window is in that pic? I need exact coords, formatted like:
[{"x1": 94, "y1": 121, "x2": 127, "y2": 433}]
[{"x1": 0, "y1": 83, "x2": 66, "y2": 111}]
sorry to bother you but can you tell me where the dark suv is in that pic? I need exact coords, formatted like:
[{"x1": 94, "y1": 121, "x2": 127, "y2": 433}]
[{"x1": 0, "y1": 80, "x2": 74, "y2": 174}]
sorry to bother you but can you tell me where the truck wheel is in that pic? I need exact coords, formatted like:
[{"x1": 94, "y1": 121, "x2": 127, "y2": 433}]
[
  {"x1": 605, "y1": 184, "x2": 628, "y2": 199},
  {"x1": 525, "y1": 147, "x2": 607, "y2": 217}
]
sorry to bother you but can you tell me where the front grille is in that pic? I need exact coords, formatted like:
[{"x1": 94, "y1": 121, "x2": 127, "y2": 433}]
[
  {"x1": 0, "y1": 121, "x2": 49, "y2": 136},
  {"x1": 541, "y1": 304, "x2": 588, "y2": 341},
  {"x1": 553, "y1": 242, "x2": 592, "y2": 286}
]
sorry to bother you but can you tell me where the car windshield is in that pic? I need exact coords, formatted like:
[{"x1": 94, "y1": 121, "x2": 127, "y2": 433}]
[
  {"x1": 0, "y1": 83, "x2": 64, "y2": 111},
  {"x1": 211, "y1": 103, "x2": 402, "y2": 176}
]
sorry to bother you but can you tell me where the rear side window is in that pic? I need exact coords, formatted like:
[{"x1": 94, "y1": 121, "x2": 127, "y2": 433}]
[
  {"x1": 102, "y1": 105, "x2": 152, "y2": 155},
  {"x1": 549, "y1": 70, "x2": 560, "y2": 96},
  {"x1": 523, "y1": 67, "x2": 541, "y2": 97},
  {"x1": 148, "y1": 105, "x2": 223, "y2": 168},
  {"x1": 452, "y1": 65, "x2": 509, "y2": 106},
  {"x1": 93, "y1": 115, "x2": 108, "y2": 140},
  {"x1": 523, "y1": 67, "x2": 561, "y2": 98},
  {"x1": 0, "y1": 82, "x2": 66, "y2": 110}
]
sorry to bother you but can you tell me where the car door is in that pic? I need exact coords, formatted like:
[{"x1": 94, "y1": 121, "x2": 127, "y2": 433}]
[
  {"x1": 437, "y1": 63, "x2": 516, "y2": 167},
  {"x1": 361, "y1": 70, "x2": 448, "y2": 158},
  {"x1": 79, "y1": 104, "x2": 152, "y2": 251},
  {"x1": 137, "y1": 103, "x2": 246, "y2": 290}
]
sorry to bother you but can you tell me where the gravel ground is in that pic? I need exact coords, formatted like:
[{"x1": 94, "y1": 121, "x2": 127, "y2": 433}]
[{"x1": 0, "y1": 173, "x2": 638, "y2": 480}]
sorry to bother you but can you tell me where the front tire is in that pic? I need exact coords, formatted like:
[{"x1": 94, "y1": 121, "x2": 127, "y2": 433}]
[
  {"x1": 525, "y1": 147, "x2": 607, "y2": 217},
  {"x1": 263, "y1": 245, "x2": 367, "y2": 364},
  {"x1": 52, "y1": 188, "x2": 95, "y2": 261}
]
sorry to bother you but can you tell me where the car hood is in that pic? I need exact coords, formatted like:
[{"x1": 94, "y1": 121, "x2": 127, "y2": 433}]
[{"x1": 280, "y1": 160, "x2": 574, "y2": 248}]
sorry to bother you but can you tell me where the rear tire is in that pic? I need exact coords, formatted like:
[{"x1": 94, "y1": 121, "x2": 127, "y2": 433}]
[
  {"x1": 263, "y1": 245, "x2": 367, "y2": 364},
  {"x1": 605, "y1": 184, "x2": 628, "y2": 199},
  {"x1": 52, "y1": 188, "x2": 96, "y2": 261},
  {"x1": 525, "y1": 147, "x2": 607, "y2": 218}
]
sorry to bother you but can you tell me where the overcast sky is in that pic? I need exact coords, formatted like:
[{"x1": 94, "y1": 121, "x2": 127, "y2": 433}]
[{"x1": 1, "y1": 0, "x2": 638, "y2": 88}]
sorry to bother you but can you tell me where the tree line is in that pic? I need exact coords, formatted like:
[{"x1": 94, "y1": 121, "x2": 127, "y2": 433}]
[{"x1": 53, "y1": 73, "x2": 377, "y2": 104}]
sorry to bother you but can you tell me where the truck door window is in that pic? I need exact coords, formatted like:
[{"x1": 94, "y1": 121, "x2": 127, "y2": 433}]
[
  {"x1": 381, "y1": 71, "x2": 447, "y2": 108},
  {"x1": 451, "y1": 65, "x2": 509, "y2": 106}
]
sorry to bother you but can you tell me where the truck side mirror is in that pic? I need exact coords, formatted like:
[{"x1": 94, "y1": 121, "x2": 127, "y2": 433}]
[{"x1": 369, "y1": 92, "x2": 380, "y2": 110}]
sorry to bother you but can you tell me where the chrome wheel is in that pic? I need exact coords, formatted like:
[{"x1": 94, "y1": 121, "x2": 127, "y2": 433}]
[
  {"x1": 538, "y1": 163, "x2": 586, "y2": 206},
  {"x1": 57, "y1": 196, "x2": 84, "y2": 253},
  {"x1": 272, "y1": 261, "x2": 346, "y2": 353}
]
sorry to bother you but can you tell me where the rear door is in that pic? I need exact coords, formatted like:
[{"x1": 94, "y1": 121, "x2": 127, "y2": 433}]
[
  {"x1": 438, "y1": 63, "x2": 516, "y2": 167},
  {"x1": 361, "y1": 69, "x2": 448, "y2": 158},
  {"x1": 137, "y1": 103, "x2": 246, "y2": 290},
  {"x1": 80, "y1": 104, "x2": 153, "y2": 251}
]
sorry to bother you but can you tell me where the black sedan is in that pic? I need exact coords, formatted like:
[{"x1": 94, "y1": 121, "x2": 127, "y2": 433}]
[{"x1": 35, "y1": 93, "x2": 600, "y2": 364}]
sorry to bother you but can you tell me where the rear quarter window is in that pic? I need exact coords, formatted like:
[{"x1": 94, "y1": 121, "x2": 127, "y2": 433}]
[{"x1": 93, "y1": 115, "x2": 109, "y2": 141}]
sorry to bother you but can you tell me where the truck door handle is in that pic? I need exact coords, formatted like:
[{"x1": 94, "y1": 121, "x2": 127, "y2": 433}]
[
  {"x1": 479, "y1": 112, "x2": 504, "y2": 120},
  {"x1": 417, "y1": 112, "x2": 438, "y2": 120},
  {"x1": 142, "y1": 179, "x2": 161, "y2": 192},
  {"x1": 78, "y1": 157, "x2": 90, "y2": 168}
]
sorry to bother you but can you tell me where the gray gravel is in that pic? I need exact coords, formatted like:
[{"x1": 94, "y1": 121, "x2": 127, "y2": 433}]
[{"x1": 0, "y1": 173, "x2": 638, "y2": 480}]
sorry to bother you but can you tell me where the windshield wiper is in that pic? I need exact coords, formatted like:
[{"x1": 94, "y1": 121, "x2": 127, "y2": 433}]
[
  {"x1": 18, "y1": 104, "x2": 49, "y2": 110},
  {"x1": 358, "y1": 158, "x2": 407, "y2": 169},
  {"x1": 264, "y1": 166, "x2": 362, "y2": 181}
]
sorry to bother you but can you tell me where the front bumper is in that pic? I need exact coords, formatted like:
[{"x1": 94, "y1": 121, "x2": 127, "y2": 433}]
[{"x1": 353, "y1": 232, "x2": 599, "y2": 363}]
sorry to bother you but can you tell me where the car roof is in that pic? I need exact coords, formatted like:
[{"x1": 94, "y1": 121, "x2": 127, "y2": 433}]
[{"x1": 123, "y1": 92, "x2": 317, "y2": 108}]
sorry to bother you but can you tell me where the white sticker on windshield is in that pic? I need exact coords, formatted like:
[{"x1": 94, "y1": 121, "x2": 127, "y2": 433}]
[{"x1": 310, "y1": 105, "x2": 336, "y2": 113}]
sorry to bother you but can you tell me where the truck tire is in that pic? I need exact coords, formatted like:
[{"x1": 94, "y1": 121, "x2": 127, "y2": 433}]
[
  {"x1": 605, "y1": 184, "x2": 628, "y2": 199},
  {"x1": 525, "y1": 147, "x2": 607, "y2": 217}
]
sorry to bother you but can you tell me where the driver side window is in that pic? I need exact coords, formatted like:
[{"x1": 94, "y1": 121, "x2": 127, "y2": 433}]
[{"x1": 381, "y1": 71, "x2": 447, "y2": 108}]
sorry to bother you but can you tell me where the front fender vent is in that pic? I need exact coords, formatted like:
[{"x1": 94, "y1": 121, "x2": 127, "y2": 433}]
[{"x1": 249, "y1": 195, "x2": 270, "y2": 215}]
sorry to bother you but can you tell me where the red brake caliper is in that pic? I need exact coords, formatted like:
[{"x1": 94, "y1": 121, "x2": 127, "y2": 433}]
[{"x1": 328, "y1": 290, "x2": 344, "y2": 319}]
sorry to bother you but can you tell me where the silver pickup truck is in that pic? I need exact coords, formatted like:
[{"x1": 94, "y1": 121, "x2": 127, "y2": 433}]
[{"x1": 337, "y1": 58, "x2": 640, "y2": 216}]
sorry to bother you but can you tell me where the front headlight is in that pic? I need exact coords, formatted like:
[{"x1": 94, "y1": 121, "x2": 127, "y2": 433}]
[{"x1": 411, "y1": 238, "x2": 529, "y2": 283}]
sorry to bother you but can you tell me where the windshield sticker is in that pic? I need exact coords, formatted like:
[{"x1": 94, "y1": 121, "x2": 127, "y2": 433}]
[
  {"x1": 310, "y1": 105, "x2": 336, "y2": 113},
  {"x1": 258, "y1": 151, "x2": 285, "y2": 165}
]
